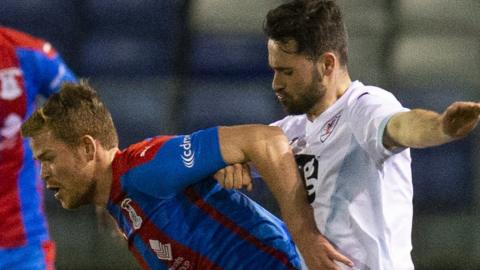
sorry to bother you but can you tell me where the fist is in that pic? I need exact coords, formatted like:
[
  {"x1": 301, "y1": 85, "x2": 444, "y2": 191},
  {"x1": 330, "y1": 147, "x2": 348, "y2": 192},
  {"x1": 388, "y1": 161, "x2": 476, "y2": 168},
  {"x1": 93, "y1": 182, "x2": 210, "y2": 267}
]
[
  {"x1": 213, "y1": 163, "x2": 253, "y2": 191},
  {"x1": 442, "y1": 102, "x2": 480, "y2": 138}
]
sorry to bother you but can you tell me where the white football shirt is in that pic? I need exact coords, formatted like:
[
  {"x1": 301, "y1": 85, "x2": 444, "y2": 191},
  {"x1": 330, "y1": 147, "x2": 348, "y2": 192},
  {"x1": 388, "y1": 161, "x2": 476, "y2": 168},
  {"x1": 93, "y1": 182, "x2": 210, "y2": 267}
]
[{"x1": 272, "y1": 81, "x2": 414, "y2": 270}]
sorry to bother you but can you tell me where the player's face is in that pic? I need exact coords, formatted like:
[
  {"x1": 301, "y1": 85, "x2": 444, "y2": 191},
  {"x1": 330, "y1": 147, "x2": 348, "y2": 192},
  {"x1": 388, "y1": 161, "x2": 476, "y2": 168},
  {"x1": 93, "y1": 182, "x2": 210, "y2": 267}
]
[
  {"x1": 30, "y1": 129, "x2": 95, "y2": 209},
  {"x1": 268, "y1": 39, "x2": 326, "y2": 115}
]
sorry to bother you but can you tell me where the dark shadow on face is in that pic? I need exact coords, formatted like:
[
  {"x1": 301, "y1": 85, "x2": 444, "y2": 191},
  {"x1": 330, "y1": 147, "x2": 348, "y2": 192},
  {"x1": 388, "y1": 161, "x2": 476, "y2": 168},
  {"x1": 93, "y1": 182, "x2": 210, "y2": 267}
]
[{"x1": 279, "y1": 67, "x2": 326, "y2": 115}]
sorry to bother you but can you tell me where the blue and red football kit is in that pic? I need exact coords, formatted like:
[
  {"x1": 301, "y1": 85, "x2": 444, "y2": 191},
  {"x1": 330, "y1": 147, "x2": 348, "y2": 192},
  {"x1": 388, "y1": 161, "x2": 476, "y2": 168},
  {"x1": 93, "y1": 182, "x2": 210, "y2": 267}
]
[
  {"x1": 0, "y1": 27, "x2": 76, "y2": 269},
  {"x1": 107, "y1": 127, "x2": 303, "y2": 270}
]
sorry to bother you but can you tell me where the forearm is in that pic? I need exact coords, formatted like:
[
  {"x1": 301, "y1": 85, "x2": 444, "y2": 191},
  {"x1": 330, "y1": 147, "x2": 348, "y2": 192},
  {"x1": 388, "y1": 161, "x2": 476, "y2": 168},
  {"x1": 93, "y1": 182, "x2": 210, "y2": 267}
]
[
  {"x1": 242, "y1": 128, "x2": 320, "y2": 248},
  {"x1": 218, "y1": 125, "x2": 352, "y2": 268},
  {"x1": 217, "y1": 125, "x2": 319, "y2": 236},
  {"x1": 276, "y1": 182, "x2": 320, "y2": 250},
  {"x1": 385, "y1": 109, "x2": 452, "y2": 149}
]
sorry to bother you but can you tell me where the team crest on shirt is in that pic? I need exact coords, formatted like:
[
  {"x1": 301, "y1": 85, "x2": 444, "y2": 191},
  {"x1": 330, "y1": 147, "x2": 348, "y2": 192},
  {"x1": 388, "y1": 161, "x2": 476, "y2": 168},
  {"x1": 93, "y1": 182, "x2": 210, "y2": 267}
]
[
  {"x1": 120, "y1": 198, "x2": 143, "y2": 230},
  {"x1": 0, "y1": 68, "x2": 23, "y2": 100},
  {"x1": 320, "y1": 111, "x2": 342, "y2": 143}
]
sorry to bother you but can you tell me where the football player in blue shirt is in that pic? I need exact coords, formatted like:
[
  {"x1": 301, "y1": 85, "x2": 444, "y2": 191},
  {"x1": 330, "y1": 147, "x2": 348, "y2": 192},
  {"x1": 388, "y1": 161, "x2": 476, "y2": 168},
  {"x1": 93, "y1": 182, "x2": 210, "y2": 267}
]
[{"x1": 20, "y1": 81, "x2": 342, "y2": 269}]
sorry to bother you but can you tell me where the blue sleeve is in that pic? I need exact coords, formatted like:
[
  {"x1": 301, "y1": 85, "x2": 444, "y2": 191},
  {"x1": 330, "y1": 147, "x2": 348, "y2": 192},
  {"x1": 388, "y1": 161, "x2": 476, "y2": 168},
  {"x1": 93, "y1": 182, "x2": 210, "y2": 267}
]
[
  {"x1": 126, "y1": 127, "x2": 227, "y2": 199},
  {"x1": 17, "y1": 49, "x2": 77, "y2": 98}
]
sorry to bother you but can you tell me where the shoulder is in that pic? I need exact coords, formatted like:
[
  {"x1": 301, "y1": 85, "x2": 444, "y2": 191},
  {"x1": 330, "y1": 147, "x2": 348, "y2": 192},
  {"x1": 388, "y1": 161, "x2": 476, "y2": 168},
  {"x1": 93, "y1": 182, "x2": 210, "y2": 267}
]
[
  {"x1": 270, "y1": 115, "x2": 306, "y2": 129},
  {"x1": 0, "y1": 27, "x2": 57, "y2": 58},
  {"x1": 346, "y1": 82, "x2": 400, "y2": 107},
  {"x1": 113, "y1": 136, "x2": 175, "y2": 177}
]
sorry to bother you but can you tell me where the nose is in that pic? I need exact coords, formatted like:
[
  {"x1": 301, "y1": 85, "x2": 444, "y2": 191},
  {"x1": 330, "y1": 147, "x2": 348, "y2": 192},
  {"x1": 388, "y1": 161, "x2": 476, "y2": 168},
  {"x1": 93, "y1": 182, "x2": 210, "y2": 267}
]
[
  {"x1": 40, "y1": 163, "x2": 50, "y2": 181},
  {"x1": 272, "y1": 72, "x2": 285, "y2": 93}
]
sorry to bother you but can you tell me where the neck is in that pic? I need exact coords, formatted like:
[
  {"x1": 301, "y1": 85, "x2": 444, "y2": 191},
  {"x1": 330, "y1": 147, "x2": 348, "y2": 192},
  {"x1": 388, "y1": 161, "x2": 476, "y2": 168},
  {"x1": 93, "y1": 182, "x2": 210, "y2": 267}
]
[
  {"x1": 93, "y1": 146, "x2": 119, "y2": 207},
  {"x1": 306, "y1": 69, "x2": 351, "y2": 121}
]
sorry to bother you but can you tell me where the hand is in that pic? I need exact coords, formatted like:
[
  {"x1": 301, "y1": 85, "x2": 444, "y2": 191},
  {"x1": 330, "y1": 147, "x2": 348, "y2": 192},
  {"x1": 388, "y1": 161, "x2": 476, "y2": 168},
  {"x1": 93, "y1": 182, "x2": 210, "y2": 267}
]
[
  {"x1": 300, "y1": 233, "x2": 354, "y2": 270},
  {"x1": 213, "y1": 163, "x2": 253, "y2": 191},
  {"x1": 441, "y1": 101, "x2": 480, "y2": 138}
]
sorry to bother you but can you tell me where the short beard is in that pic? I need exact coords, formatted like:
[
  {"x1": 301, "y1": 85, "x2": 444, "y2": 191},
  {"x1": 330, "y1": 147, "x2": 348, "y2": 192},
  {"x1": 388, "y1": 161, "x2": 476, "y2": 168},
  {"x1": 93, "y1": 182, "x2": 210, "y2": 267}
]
[
  {"x1": 78, "y1": 180, "x2": 97, "y2": 207},
  {"x1": 281, "y1": 68, "x2": 325, "y2": 115}
]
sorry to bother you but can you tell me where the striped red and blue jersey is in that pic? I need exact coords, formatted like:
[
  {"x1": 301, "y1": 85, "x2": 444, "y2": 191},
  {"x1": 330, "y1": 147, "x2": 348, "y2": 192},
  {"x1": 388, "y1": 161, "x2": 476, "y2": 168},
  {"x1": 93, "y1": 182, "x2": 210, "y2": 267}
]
[
  {"x1": 107, "y1": 127, "x2": 302, "y2": 270},
  {"x1": 0, "y1": 27, "x2": 76, "y2": 250}
]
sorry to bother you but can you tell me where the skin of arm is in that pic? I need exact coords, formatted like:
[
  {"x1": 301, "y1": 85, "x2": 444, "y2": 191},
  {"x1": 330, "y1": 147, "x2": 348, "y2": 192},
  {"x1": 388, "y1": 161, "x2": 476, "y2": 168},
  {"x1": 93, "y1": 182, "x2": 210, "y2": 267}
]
[
  {"x1": 384, "y1": 101, "x2": 480, "y2": 150},
  {"x1": 218, "y1": 125, "x2": 353, "y2": 269}
]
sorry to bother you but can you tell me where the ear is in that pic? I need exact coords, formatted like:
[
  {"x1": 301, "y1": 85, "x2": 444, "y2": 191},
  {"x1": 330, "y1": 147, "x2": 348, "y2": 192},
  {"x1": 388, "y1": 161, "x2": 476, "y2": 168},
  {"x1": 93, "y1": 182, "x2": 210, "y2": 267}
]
[
  {"x1": 81, "y1": 135, "x2": 97, "y2": 162},
  {"x1": 316, "y1": 52, "x2": 336, "y2": 77}
]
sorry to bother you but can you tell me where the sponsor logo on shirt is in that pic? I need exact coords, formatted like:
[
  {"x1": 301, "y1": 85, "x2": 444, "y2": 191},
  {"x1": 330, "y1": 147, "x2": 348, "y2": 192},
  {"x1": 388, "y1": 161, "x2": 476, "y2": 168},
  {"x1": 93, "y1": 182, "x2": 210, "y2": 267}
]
[
  {"x1": 120, "y1": 198, "x2": 143, "y2": 230},
  {"x1": 0, "y1": 68, "x2": 23, "y2": 100},
  {"x1": 320, "y1": 111, "x2": 342, "y2": 143},
  {"x1": 148, "y1": 244, "x2": 192, "y2": 270},
  {"x1": 171, "y1": 256, "x2": 191, "y2": 270},
  {"x1": 295, "y1": 154, "x2": 319, "y2": 203},
  {"x1": 180, "y1": 135, "x2": 195, "y2": 168},
  {"x1": 149, "y1": 239, "x2": 173, "y2": 261}
]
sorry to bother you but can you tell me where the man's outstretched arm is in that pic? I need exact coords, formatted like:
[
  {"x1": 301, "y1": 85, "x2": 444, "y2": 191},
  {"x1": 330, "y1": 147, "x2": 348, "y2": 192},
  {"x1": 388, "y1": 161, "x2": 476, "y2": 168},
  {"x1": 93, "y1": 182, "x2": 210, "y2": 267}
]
[
  {"x1": 384, "y1": 101, "x2": 480, "y2": 150},
  {"x1": 218, "y1": 125, "x2": 353, "y2": 270}
]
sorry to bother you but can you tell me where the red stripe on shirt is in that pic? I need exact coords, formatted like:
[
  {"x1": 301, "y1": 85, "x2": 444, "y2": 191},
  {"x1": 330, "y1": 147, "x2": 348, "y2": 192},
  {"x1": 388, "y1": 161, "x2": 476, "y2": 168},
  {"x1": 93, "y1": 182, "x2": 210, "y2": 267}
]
[
  {"x1": 184, "y1": 187, "x2": 296, "y2": 269},
  {"x1": 118, "y1": 198, "x2": 222, "y2": 270}
]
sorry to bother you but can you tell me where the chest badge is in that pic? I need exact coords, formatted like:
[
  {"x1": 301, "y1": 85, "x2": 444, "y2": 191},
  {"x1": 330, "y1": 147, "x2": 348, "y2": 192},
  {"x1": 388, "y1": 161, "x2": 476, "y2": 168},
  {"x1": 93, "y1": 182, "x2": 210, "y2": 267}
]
[
  {"x1": 121, "y1": 198, "x2": 143, "y2": 230},
  {"x1": 320, "y1": 111, "x2": 342, "y2": 143}
]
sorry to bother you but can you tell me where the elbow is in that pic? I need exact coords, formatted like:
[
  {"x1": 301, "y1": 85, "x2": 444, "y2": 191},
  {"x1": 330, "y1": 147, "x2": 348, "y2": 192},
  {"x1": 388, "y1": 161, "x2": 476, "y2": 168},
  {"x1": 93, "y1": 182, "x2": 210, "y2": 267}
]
[
  {"x1": 268, "y1": 125, "x2": 285, "y2": 137},
  {"x1": 262, "y1": 126, "x2": 291, "y2": 154},
  {"x1": 246, "y1": 125, "x2": 290, "y2": 156},
  {"x1": 264, "y1": 126, "x2": 289, "y2": 144}
]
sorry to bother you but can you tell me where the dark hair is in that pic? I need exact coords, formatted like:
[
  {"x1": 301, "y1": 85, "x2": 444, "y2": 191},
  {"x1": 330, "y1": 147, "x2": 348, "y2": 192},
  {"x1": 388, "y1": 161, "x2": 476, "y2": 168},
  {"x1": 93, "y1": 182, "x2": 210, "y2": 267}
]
[
  {"x1": 264, "y1": 0, "x2": 348, "y2": 65},
  {"x1": 21, "y1": 80, "x2": 118, "y2": 149}
]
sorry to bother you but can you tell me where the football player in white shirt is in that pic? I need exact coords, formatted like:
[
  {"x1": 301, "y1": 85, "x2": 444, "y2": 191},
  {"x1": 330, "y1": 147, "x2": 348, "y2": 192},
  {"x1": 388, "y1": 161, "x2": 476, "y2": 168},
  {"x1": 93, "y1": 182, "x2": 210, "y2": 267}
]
[{"x1": 214, "y1": 0, "x2": 480, "y2": 269}]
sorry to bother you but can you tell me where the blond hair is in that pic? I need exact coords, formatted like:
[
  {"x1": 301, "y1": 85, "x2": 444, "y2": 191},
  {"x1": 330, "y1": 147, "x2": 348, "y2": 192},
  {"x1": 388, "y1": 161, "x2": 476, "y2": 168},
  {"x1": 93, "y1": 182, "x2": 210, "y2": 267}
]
[{"x1": 21, "y1": 80, "x2": 118, "y2": 149}]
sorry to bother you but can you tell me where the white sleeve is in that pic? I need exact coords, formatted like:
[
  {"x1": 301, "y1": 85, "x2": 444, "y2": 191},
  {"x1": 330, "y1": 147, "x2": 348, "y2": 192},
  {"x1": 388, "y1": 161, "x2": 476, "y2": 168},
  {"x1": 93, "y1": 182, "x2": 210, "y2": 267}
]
[{"x1": 347, "y1": 90, "x2": 409, "y2": 163}]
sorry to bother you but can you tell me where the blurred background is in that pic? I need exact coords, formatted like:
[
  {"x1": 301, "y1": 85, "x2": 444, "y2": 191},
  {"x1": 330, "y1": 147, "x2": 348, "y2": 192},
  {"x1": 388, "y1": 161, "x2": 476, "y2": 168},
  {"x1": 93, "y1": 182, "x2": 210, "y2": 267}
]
[{"x1": 1, "y1": 0, "x2": 479, "y2": 269}]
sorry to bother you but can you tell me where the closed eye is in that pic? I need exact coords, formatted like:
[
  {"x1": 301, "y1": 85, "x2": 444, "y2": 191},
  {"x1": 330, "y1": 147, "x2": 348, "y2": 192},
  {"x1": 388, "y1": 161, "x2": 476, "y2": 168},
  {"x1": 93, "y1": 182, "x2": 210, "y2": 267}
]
[{"x1": 271, "y1": 67, "x2": 293, "y2": 76}]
